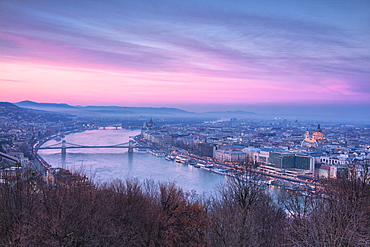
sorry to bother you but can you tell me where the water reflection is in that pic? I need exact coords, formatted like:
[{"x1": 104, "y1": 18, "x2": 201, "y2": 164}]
[{"x1": 39, "y1": 129, "x2": 225, "y2": 194}]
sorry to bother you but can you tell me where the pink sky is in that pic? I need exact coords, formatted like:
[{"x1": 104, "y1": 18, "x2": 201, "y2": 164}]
[{"x1": 1, "y1": 0, "x2": 369, "y2": 111}]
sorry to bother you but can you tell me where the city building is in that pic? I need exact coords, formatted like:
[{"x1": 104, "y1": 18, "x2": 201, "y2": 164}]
[
  {"x1": 269, "y1": 152, "x2": 315, "y2": 173},
  {"x1": 213, "y1": 145, "x2": 247, "y2": 163},
  {"x1": 301, "y1": 124, "x2": 326, "y2": 148}
]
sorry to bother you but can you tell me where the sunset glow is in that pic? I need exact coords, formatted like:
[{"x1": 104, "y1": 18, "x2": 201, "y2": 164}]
[{"x1": 1, "y1": 0, "x2": 369, "y2": 111}]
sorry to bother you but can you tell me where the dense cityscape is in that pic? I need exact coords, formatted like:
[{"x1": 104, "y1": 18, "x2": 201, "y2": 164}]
[{"x1": 1, "y1": 101, "x2": 369, "y2": 186}]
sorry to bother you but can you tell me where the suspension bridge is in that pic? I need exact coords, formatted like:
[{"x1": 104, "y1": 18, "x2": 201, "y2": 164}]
[{"x1": 37, "y1": 140, "x2": 153, "y2": 155}]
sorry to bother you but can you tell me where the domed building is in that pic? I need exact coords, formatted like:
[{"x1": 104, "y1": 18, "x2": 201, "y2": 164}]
[
  {"x1": 142, "y1": 118, "x2": 155, "y2": 131},
  {"x1": 301, "y1": 124, "x2": 325, "y2": 148},
  {"x1": 312, "y1": 124, "x2": 324, "y2": 141},
  {"x1": 301, "y1": 130, "x2": 318, "y2": 148},
  {"x1": 147, "y1": 118, "x2": 154, "y2": 129}
]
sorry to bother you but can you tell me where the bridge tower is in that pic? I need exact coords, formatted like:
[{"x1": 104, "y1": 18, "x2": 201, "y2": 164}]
[
  {"x1": 61, "y1": 140, "x2": 67, "y2": 155},
  {"x1": 128, "y1": 140, "x2": 134, "y2": 153}
]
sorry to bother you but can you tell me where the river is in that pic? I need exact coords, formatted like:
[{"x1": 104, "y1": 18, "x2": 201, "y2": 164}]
[
  {"x1": 38, "y1": 128, "x2": 227, "y2": 195},
  {"x1": 39, "y1": 127, "x2": 284, "y2": 199}
]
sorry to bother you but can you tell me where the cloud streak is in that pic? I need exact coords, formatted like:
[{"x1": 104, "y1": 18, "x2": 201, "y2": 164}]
[{"x1": 0, "y1": 0, "x2": 369, "y2": 106}]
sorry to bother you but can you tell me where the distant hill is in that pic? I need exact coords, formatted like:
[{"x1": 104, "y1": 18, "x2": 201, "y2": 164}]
[
  {"x1": 15, "y1": 101, "x2": 198, "y2": 118},
  {"x1": 16, "y1": 100, "x2": 76, "y2": 110},
  {"x1": 82, "y1": 106, "x2": 193, "y2": 116},
  {"x1": 1, "y1": 102, "x2": 72, "y2": 122},
  {"x1": 10, "y1": 101, "x2": 370, "y2": 123},
  {"x1": 14, "y1": 101, "x2": 260, "y2": 120},
  {"x1": 0, "y1": 102, "x2": 20, "y2": 109}
]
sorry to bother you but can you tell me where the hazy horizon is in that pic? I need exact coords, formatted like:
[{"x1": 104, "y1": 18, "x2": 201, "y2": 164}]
[{"x1": 11, "y1": 100, "x2": 370, "y2": 123}]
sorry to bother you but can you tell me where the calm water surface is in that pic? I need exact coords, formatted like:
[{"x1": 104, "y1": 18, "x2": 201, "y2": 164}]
[
  {"x1": 39, "y1": 128, "x2": 226, "y2": 195},
  {"x1": 39, "y1": 128, "x2": 283, "y2": 198}
]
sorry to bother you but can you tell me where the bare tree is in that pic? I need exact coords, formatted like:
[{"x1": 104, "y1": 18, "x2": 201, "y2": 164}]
[
  {"x1": 207, "y1": 168, "x2": 286, "y2": 247},
  {"x1": 285, "y1": 176, "x2": 370, "y2": 246}
]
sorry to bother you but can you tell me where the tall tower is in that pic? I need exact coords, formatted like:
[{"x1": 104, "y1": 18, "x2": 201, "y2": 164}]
[
  {"x1": 304, "y1": 129, "x2": 310, "y2": 140},
  {"x1": 147, "y1": 118, "x2": 154, "y2": 129}
]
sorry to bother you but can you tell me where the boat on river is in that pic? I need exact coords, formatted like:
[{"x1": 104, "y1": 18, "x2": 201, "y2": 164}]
[
  {"x1": 188, "y1": 160, "x2": 197, "y2": 166},
  {"x1": 137, "y1": 148, "x2": 148, "y2": 153},
  {"x1": 175, "y1": 156, "x2": 188, "y2": 163},
  {"x1": 147, "y1": 150, "x2": 167, "y2": 157}
]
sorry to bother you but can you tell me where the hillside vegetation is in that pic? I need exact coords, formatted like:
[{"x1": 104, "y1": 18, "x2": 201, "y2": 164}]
[{"x1": 0, "y1": 170, "x2": 369, "y2": 246}]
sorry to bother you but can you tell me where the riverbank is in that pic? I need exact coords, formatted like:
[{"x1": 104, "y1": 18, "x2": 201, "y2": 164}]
[
  {"x1": 171, "y1": 152, "x2": 316, "y2": 191},
  {"x1": 34, "y1": 128, "x2": 317, "y2": 195},
  {"x1": 138, "y1": 137, "x2": 318, "y2": 193},
  {"x1": 36, "y1": 128, "x2": 224, "y2": 193}
]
